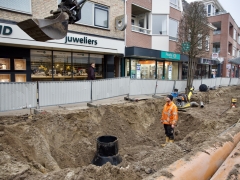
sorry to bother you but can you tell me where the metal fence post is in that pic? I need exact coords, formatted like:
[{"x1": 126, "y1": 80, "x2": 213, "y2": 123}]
[
  {"x1": 90, "y1": 81, "x2": 93, "y2": 103},
  {"x1": 37, "y1": 81, "x2": 40, "y2": 109}
]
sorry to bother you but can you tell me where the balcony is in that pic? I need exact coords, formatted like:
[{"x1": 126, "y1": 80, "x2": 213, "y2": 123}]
[{"x1": 131, "y1": 25, "x2": 151, "y2": 35}]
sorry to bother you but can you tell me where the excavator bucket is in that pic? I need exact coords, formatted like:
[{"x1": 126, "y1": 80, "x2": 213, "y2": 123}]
[{"x1": 17, "y1": 12, "x2": 69, "y2": 42}]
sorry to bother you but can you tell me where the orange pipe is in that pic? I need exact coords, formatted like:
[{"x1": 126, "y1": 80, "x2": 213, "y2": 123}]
[
  {"x1": 156, "y1": 126, "x2": 240, "y2": 180},
  {"x1": 210, "y1": 141, "x2": 240, "y2": 180}
]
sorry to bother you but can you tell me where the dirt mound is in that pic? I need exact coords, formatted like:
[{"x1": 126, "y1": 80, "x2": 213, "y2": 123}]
[{"x1": 0, "y1": 86, "x2": 240, "y2": 179}]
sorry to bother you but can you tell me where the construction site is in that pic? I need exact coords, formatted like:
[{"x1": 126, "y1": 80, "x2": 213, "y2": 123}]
[{"x1": 0, "y1": 85, "x2": 240, "y2": 180}]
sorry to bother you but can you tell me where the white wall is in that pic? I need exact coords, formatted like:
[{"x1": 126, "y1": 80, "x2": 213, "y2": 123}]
[
  {"x1": 152, "y1": 0, "x2": 170, "y2": 14},
  {"x1": 152, "y1": 36, "x2": 169, "y2": 51}
]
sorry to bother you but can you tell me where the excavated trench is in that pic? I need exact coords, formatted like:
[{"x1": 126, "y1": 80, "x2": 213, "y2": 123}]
[{"x1": 0, "y1": 86, "x2": 240, "y2": 180}]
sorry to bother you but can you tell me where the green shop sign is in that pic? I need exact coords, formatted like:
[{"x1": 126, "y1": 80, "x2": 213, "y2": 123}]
[{"x1": 161, "y1": 51, "x2": 180, "y2": 60}]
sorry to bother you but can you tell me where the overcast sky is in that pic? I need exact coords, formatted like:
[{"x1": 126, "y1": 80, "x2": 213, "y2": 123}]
[{"x1": 185, "y1": 0, "x2": 240, "y2": 27}]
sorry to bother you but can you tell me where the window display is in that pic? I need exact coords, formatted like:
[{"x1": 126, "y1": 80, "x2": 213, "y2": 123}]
[
  {"x1": 73, "y1": 53, "x2": 89, "y2": 80},
  {"x1": 31, "y1": 50, "x2": 52, "y2": 81},
  {"x1": 131, "y1": 59, "x2": 155, "y2": 79},
  {"x1": 53, "y1": 51, "x2": 72, "y2": 80},
  {"x1": 157, "y1": 62, "x2": 163, "y2": 79},
  {"x1": 14, "y1": 59, "x2": 26, "y2": 70},
  {"x1": 0, "y1": 74, "x2": 10, "y2": 82},
  {"x1": 0, "y1": 58, "x2": 10, "y2": 70},
  {"x1": 15, "y1": 74, "x2": 26, "y2": 82},
  {"x1": 164, "y1": 61, "x2": 178, "y2": 80}
]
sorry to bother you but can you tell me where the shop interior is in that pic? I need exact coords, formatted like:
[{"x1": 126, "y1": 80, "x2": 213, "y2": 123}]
[{"x1": 30, "y1": 50, "x2": 103, "y2": 81}]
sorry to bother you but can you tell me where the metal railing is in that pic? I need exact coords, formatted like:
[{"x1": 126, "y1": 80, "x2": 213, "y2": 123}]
[{"x1": 131, "y1": 25, "x2": 151, "y2": 35}]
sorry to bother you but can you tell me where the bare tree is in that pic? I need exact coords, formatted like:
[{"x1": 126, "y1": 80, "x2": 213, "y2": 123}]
[{"x1": 176, "y1": 1, "x2": 211, "y2": 94}]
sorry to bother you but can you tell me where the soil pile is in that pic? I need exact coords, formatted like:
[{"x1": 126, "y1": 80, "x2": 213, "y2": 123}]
[{"x1": 0, "y1": 86, "x2": 240, "y2": 180}]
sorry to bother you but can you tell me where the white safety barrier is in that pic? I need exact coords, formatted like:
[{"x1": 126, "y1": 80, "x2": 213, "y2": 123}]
[
  {"x1": 238, "y1": 78, "x2": 240, "y2": 85},
  {"x1": 220, "y1": 78, "x2": 230, "y2": 86},
  {"x1": 0, "y1": 82, "x2": 37, "y2": 112},
  {"x1": 215, "y1": 78, "x2": 221, "y2": 87},
  {"x1": 39, "y1": 81, "x2": 91, "y2": 106},
  {"x1": 193, "y1": 79, "x2": 202, "y2": 91},
  {"x1": 229, "y1": 78, "x2": 239, "y2": 86},
  {"x1": 175, "y1": 80, "x2": 187, "y2": 92},
  {"x1": 202, "y1": 78, "x2": 213, "y2": 88},
  {"x1": 156, "y1": 80, "x2": 175, "y2": 94},
  {"x1": 92, "y1": 77, "x2": 130, "y2": 100},
  {"x1": 129, "y1": 79, "x2": 156, "y2": 96}
]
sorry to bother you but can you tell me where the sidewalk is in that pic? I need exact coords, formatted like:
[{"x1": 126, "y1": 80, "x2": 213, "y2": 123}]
[{"x1": 0, "y1": 94, "x2": 157, "y2": 116}]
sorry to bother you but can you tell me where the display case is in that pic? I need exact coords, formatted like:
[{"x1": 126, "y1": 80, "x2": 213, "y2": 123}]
[
  {"x1": 0, "y1": 58, "x2": 10, "y2": 70},
  {"x1": 14, "y1": 59, "x2": 26, "y2": 70},
  {"x1": 15, "y1": 74, "x2": 26, "y2": 82},
  {"x1": 0, "y1": 74, "x2": 10, "y2": 82}
]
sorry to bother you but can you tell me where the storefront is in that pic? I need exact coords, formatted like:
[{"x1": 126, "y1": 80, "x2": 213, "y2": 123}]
[
  {"x1": 124, "y1": 47, "x2": 181, "y2": 80},
  {"x1": 0, "y1": 22, "x2": 124, "y2": 82},
  {"x1": 182, "y1": 57, "x2": 220, "y2": 80}
]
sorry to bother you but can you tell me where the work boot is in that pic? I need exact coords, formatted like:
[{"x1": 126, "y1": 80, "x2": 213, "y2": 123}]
[
  {"x1": 169, "y1": 140, "x2": 174, "y2": 143},
  {"x1": 161, "y1": 137, "x2": 170, "y2": 147}
]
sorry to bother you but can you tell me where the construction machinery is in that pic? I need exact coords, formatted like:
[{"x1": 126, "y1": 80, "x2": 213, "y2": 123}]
[
  {"x1": 17, "y1": 0, "x2": 87, "y2": 42},
  {"x1": 176, "y1": 87, "x2": 194, "y2": 110}
]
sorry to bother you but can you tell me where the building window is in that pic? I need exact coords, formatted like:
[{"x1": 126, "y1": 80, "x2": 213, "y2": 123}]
[
  {"x1": 170, "y1": 0, "x2": 179, "y2": 9},
  {"x1": 94, "y1": 4, "x2": 108, "y2": 28},
  {"x1": 78, "y1": 1, "x2": 109, "y2": 28},
  {"x1": 205, "y1": 36, "x2": 210, "y2": 51},
  {"x1": 152, "y1": 15, "x2": 167, "y2": 35},
  {"x1": 233, "y1": 29, "x2": 236, "y2": 40},
  {"x1": 0, "y1": 0, "x2": 31, "y2": 14},
  {"x1": 238, "y1": 35, "x2": 240, "y2": 44},
  {"x1": 206, "y1": 4, "x2": 215, "y2": 16},
  {"x1": 232, "y1": 47, "x2": 236, "y2": 57},
  {"x1": 169, "y1": 19, "x2": 178, "y2": 41}
]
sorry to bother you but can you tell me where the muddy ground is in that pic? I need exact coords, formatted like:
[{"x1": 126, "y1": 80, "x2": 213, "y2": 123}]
[{"x1": 1, "y1": 86, "x2": 240, "y2": 180}]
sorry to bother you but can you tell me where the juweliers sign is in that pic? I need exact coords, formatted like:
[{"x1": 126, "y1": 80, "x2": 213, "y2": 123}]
[{"x1": 65, "y1": 36, "x2": 97, "y2": 45}]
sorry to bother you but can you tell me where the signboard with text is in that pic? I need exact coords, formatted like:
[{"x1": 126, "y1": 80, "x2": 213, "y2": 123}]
[{"x1": 161, "y1": 51, "x2": 180, "y2": 60}]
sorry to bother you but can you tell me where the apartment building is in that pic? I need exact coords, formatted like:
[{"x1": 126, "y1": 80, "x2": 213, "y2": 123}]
[
  {"x1": 124, "y1": 0, "x2": 216, "y2": 80},
  {"x1": 124, "y1": 0, "x2": 184, "y2": 80},
  {"x1": 0, "y1": 0, "x2": 125, "y2": 82},
  {"x1": 203, "y1": 0, "x2": 240, "y2": 77}
]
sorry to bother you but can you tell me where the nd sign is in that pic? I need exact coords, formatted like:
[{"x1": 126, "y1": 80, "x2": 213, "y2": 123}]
[{"x1": 0, "y1": 25, "x2": 12, "y2": 35}]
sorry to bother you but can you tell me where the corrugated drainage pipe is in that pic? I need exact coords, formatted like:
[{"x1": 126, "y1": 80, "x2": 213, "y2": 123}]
[{"x1": 155, "y1": 124, "x2": 240, "y2": 180}]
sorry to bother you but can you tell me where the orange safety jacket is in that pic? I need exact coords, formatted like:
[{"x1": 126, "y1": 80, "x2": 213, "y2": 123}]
[{"x1": 161, "y1": 101, "x2": 178, "y2": 125}]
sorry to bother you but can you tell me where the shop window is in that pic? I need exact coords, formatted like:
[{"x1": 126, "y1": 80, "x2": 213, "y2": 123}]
[
  {"x1": 53, "y1": 51, "x2": 72, "y2": 81},
  {"x1": 0, "y1": 74, "x2": 10, "y2": 82},
  {"x1": 152, "y1": 15, "x2": 167, "y2": 35},
  {"x1": 157, "y1": 62, "x2": 163, "y2": 79},
  {"x1": 14, "y1": 59, "x2": 26, "y2": 70},
  {"x1": 164, "y1": 61, "x2": 178, "y2": 80},
  {"x1": 90, "y1": 54, "x2": 103, "y2": 78},
  {"x1": 15, "y1": 74, "x2": 26, "y2": 82},
  {"x1": 125, "y1": 59, "x2": 130, "y2": 77},
  {"x1": 195, "y1": 64, "x2": 201, "y2": 79},
  {"x1": 0, "y1": 58, "x2": 10, "y2": 70},
  {"x1": 169, "y1": 19, "x2": 178, "y2": 41},
  {"x1": 78, "y1": 2, "x2": 109, "y2": 28},
  {"x1": 0, "y1": 0, "x2": 31, "y2": 14},
  {"x1": 130, "y1": 59, "x2": 155, "y2": 79},
  {"x1": 72, "y1": 53, "x2": 89, "y2": 80},
  {"x1": 31, "y1": 50, "x2": 52, "y2": 81}
]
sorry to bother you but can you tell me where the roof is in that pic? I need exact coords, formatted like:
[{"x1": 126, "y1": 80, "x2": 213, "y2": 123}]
[{"x1": 229, "y1": 57, "x2": 240, "y2": 65}]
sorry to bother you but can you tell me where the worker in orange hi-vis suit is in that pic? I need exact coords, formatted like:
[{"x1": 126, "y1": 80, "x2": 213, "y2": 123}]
[{"x1": 161, "y1": 95, "x2": 178, "y2": 147}]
